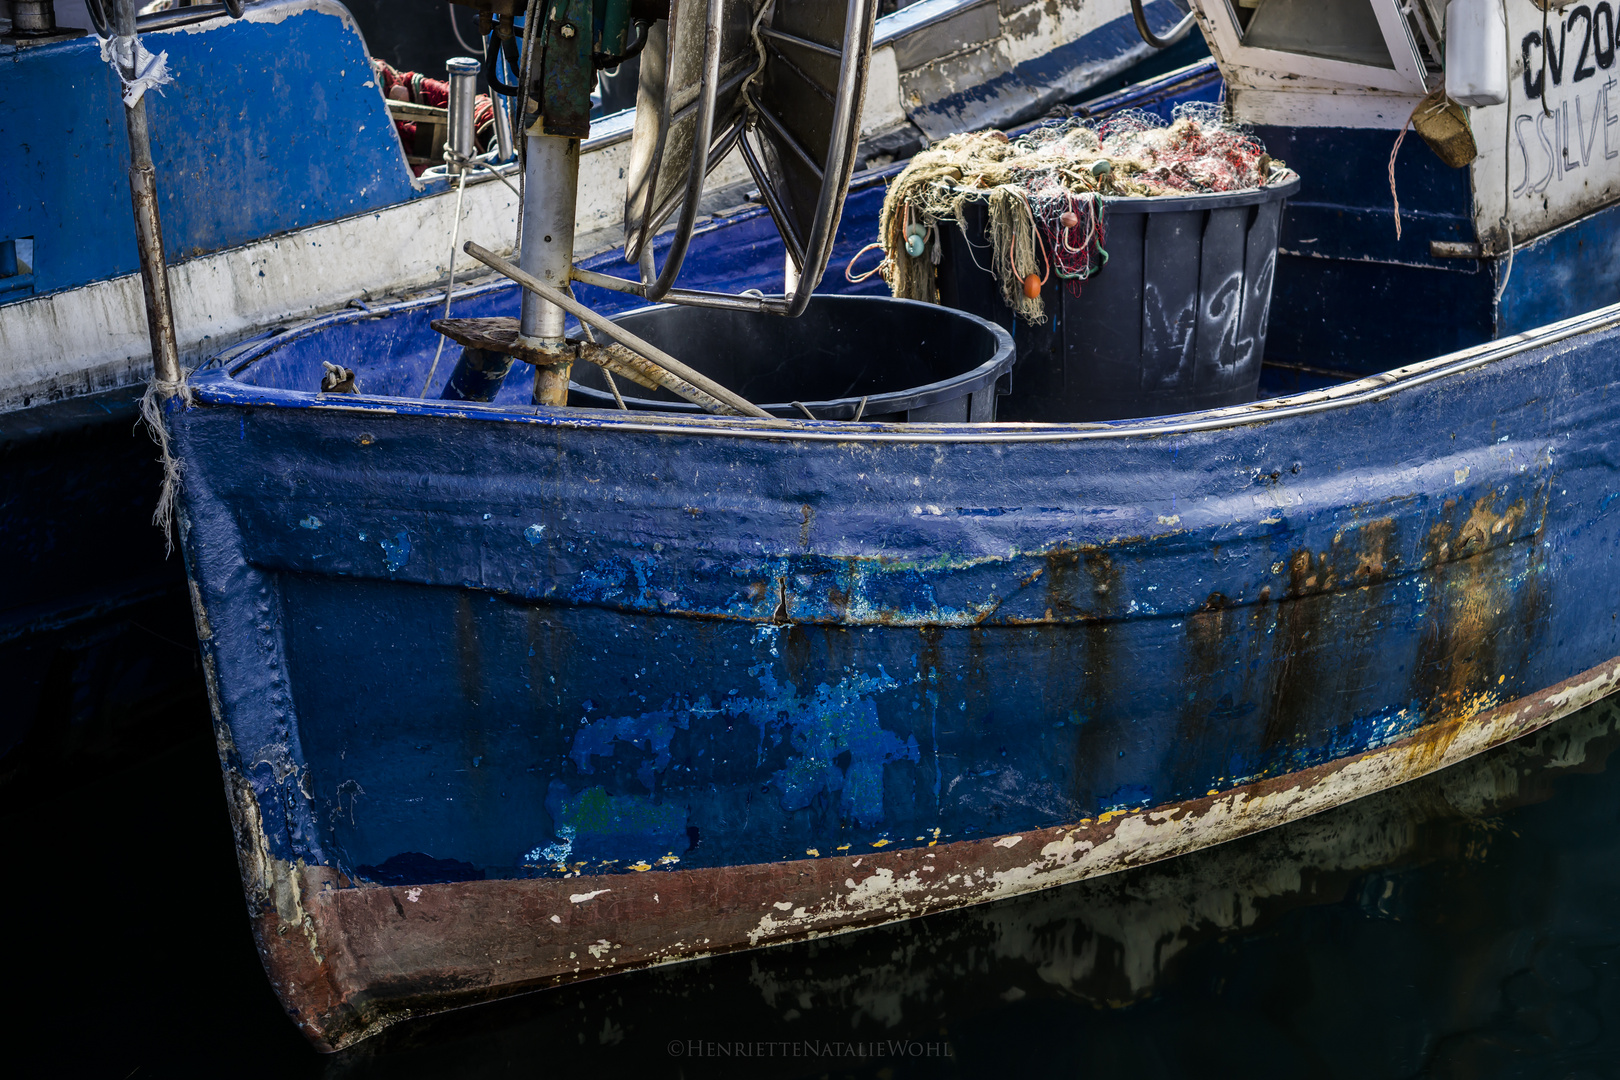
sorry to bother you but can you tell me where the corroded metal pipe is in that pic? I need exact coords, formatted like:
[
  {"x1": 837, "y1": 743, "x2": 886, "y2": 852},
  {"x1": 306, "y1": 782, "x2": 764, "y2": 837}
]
[
  {"x1": 516, "y1": 134, "x2": 578, "y2": 405},
  {"x1": 115, "y1": 0, "x2": 181, "y2": 386},
  {"x1": 466, "y1": 240, "x2": 773, "y2": 418}
]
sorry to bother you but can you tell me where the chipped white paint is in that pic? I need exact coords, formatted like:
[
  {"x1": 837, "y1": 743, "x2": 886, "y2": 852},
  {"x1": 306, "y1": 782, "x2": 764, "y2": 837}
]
[
  {"x1": 0, "y1": 171, "x2": 519, "y2": 415},
  {"x1": 570, "y1": 888, "x2": 611, "y2": 903},
  {"x1": 863, "y1": 46, "x2": 907, "y2": 136},
  {"x1": 742, "y1": 703, "x2": 1620, "y2": 1026},
  {"x1": 742, "y1": 658, "x2": 1620, "y2": 949},
  {"x1": 404, "y1": 888, "x2": 421, "y2": 903},
  {"x1": 1000, "y1": 0, "x2": 1146, "y2": 71},
  {"x1": 893, "y1": 0, "x2": 1158, "y2": 138},
  {"x1": 992, "y1": 835, "x2": 1023, "y2": 848}
]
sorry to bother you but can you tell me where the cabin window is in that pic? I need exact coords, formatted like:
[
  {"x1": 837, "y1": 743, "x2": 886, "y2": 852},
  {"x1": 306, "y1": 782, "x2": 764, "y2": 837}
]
[
  {"x1": 1237, "y1": 0, "x2": 1396, "y2": 69},
  {"x1": 1200, "y1": 0, "x2": 1433, "y2": 95}
]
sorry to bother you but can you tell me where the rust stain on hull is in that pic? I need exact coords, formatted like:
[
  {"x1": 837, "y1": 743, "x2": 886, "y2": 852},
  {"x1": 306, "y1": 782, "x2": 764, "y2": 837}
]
[{"x1": 252, "y1": 654, "x2": 1620, "y2": 1051}]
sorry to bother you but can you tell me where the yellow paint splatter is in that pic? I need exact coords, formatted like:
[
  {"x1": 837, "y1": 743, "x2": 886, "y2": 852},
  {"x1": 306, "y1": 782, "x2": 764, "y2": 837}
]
[
  {"x1": 871, "y1": 839, "x2": 890, "y2": 848},
  {"x1": 805, "y1": 848, "x2": 820, "y2": 857},
  {"x1": 629, "y1": 862, "x2": 652, "y2": 872},
  {"x1": 837, "y1": 844, "x2": 851, "y2": 851}
]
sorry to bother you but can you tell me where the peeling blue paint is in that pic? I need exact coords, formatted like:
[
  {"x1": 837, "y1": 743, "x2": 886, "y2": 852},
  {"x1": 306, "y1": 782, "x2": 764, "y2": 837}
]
[
  {"x1": 744, "y1": 667, "x2": 916, "y2": 828},
  {"x1": 545, "y1": 784, "x2": 687, "y2": 863},
  {"x1": 567, "y1": 665, "x2": 918, "y2": 833},
  {"x1": 380, "y1": 530, "x2": 411, "y2": 572},
  {"x1": 526, "y1": 825, "x2": 575, "y2": 866},
  {"x1": 572, "y1": 705, "x2": 691, "y2": 790}
]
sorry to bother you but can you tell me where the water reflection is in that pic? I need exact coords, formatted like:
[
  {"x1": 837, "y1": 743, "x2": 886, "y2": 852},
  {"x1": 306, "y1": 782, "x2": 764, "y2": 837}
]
[
  {"x1": 327, "y1": 699, "x2": 1620, "y2": 1078},
  {"x1": 11, "y1": 698, "x2": 1617, "y2": 1075}
]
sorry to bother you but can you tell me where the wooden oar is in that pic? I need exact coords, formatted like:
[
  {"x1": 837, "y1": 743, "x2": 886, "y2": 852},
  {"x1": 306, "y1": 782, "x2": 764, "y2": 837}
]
[{"x1": 463, "y1": 241, "x2": 772, "y2": 419}]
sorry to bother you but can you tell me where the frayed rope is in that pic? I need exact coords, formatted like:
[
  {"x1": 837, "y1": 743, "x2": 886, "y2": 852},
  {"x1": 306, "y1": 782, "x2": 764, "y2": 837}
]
[
  {"x1": 98, "y1": 34, "x2": 173, "y2": 108},
  {"x1": 138, "y1": 378, "x2": 192, "y2": 556}
]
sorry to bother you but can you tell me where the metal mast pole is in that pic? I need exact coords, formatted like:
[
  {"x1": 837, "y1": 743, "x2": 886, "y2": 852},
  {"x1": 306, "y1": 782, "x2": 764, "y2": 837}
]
[{"x1": 516, "y1": 134, "x2": 580, "y2": 405}]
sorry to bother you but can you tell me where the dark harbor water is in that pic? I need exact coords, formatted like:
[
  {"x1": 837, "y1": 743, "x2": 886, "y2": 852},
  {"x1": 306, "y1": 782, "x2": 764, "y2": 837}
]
[{"x1": 12, "y1": 696, "x2": 1620, "y2": 1079}]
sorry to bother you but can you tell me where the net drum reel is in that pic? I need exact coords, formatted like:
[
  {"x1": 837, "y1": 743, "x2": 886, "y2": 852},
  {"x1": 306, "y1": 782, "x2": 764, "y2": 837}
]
[
  {"x1": 435, "y1": 0, "x2": 880, "y2": 408},
  {"x1": 621, "y1": 0, "x2": 878, "y2": 313}
]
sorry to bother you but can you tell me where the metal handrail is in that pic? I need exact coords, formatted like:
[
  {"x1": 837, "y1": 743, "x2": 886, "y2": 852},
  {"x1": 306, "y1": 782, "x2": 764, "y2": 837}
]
[
  {"x1": 1130, "y1": 0, "x2": 1197, "y2": 49},
  {"x1": 85, "y1": 0, "x2": 248, "y2": 37}
]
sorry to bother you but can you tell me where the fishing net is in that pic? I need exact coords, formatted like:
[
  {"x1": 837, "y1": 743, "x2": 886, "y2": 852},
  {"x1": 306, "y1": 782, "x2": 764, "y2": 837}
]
[{"x1": 858, "y1": 103, "x2": 1292, "y2": 324}]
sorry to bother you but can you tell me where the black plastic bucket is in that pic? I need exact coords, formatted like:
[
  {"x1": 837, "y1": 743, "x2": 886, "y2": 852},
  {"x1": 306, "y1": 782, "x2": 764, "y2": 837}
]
[
  {"x1": 569, "y1": 295, "x2": 1016, "y2": 421},
  {"x1": 936, "y1": 177, "x2": 1299, "y2": 422}
]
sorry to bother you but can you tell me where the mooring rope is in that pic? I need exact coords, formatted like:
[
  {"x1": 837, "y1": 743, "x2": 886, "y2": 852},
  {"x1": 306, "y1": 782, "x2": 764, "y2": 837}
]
[{"x1": 138, "y1": 377, "x2": 192, "y2": 556}]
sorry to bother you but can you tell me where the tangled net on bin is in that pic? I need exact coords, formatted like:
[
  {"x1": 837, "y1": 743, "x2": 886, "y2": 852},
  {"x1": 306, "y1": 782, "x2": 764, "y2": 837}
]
[{"x1": 855, "y1": 104, "x2": 1293, "y2": 325}]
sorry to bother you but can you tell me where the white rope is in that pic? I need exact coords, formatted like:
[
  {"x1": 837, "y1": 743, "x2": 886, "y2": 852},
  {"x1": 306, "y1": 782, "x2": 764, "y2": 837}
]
[
  {"x1": 601, "y1": 366, "x2": 627, "y2": 409},
  {"x1": 138, "y1": 377, "x2": 192, "y2": 556},
  {"x1": 742, "y1": 0, "x2": 775, "y2": 108},
  {"x1": 442, "y1": 147, "x2": 522, "y2": 198},
  {"x1": 98, "y1": 33, "x2": 172, "y2": 106},
  {"x1": 1496, "y1": 0, "x2": 1517, "y2": 306},
  {"x1": 514, "y1": 0, "x2": 542, "y2": 253},
  {"x1": 449, "y1": 3, "x2": 482, "y2": 55},
  {"x1": 420, "y1": 167, "x2": 472, "y2": 397}
]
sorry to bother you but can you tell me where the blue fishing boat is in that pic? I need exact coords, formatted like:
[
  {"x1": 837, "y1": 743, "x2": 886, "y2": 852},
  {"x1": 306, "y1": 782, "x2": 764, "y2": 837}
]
[
  {"x1": 0, "y1": 0, "x2": 1185, "y2": 780},
  {"x1": 136, "y1": 0, "x2": 1620, "y2": 1052}
]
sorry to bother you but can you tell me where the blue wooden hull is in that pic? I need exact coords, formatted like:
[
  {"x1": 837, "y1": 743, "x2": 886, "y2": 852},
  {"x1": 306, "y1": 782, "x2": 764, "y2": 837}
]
[{"x1": 171, "y1": 268, "x2": 1620, "y2": 1044}]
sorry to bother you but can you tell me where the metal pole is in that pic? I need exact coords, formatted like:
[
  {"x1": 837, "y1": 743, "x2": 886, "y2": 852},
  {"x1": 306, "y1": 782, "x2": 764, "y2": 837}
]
[
  {"x1": 445, "y1": 56, "x2": 479, "y2": 174},
  {"x1": 491, "y1": 91, "x2": 515, "y2": 163},
  {"x1": 115, "y1": 0, "x2": 181, "y2": 386},
  {"x1": 467, "y1": 241, "x2": 773, "y2": 419},
  {"x1": 517, "y1": 132, "x2": 580, "y2": 405}
]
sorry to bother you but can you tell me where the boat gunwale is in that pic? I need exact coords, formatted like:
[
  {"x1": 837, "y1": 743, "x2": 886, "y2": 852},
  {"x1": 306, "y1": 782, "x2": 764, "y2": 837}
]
[{"x1": 184, "y1": 297, "x2": 1620, "y2": 444}]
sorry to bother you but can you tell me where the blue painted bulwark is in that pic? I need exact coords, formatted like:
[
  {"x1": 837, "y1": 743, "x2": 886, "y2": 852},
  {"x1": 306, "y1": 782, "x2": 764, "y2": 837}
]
[{"x1": 178, "y1": 315, "x2": 1617, "y2": 877}]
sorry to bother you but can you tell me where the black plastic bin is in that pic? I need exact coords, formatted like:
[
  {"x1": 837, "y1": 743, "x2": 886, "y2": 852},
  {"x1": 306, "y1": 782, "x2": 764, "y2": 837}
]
[
  {"x1": 937, "y1": 177, "x2": 1300, "y2": 422},
  {"x1": 569, "y1": 295, "x2": 1015, "y2": 421}
]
